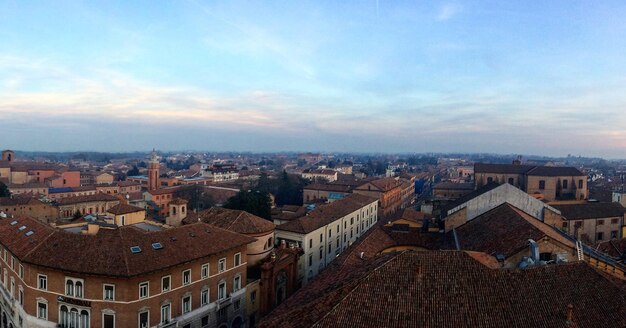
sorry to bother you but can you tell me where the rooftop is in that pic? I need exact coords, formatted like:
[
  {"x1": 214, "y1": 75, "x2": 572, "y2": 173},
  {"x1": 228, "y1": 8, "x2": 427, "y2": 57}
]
[
  {"x1": 184, "y1": 207, "x2": 275, "y2": 234},
  {"x1": 552, "y1": 202, "x2": 626, "y2": 220},
  {"x1": 0, "y1": 216, "x2": 255, "y2": 277}
]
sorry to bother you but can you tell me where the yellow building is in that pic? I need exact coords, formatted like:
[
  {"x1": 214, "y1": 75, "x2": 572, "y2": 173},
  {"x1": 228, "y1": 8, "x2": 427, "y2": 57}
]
[{"x1": 106, "y1": 203, "x2": 146, "y2": 226}]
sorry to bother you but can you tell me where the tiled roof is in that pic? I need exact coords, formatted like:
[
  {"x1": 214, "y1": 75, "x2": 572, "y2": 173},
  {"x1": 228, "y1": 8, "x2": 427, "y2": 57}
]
[
  {"x1": 433, "y1": 182, "x2": 474, "y2": 190},
  {"x1": 57, "y1": 193, "x2": 119, "y2": 205},
  {"x1": 552, "y1": 202, "x2": 625, "y2": 220},
  {"x1": 8, "y1": 182, "x2": 48, "y2": 189},
  {"x1": 183, "y1": 207, "x2": 275, "y2": 234},
  {"x1": 474, "y1": 163, "x2": 585, "y2": 177},
  {"x1": 0, "y1": 216, "x2": 255, "y2": 277},
  {"x1": 597, "y1": 238, "x2": 626, "y2": 258},
  {"x1": 527, "y1": 166, "x2": 585, "y2": 177},
  {"x1": 106, "y1": 203, "x2": 145, "y2": 215},
  {"x1": 474, "y1": 163, "x2": 535, "y2": 174},
  {"x1": 365, "y1": 177, "x2": 403, "y2": 192},
  {"x1": 261, "y1": 251, "x2": 626, "y2": 328},
  {"x1": 396, "y1": 208, "x2": 431, "y2": 223},
  {"x1": 277, "y1": 194, "x2": 378, "y2": 234},
  {"x1": 303, "y1": 183, "x2": 353, "y2": 193},
  {"x1": 453, "y1": 203, "x2": 546, "y2": 258}
]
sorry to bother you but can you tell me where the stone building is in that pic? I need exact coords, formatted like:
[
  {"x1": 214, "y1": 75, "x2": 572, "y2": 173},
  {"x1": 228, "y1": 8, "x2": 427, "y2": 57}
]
[{"x1": 0, "y1": 215, "x2": 254, "y2": 328}]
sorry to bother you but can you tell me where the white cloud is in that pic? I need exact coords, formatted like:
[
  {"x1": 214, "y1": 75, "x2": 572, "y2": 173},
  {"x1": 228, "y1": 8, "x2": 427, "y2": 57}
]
[{"x1": 437, "y1": 3, "x2": 462, "y2": 21}]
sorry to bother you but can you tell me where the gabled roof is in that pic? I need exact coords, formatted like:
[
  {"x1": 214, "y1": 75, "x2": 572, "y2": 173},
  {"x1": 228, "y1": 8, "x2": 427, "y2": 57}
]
[
  {"x1": 0, "y1": 216, "x2": 254, "y2": 277},
  {"x1": 106, "y1": 204, "x2": 145, "y2": 215},
  {"x1": 261, "y1": 251, "x2": 626, "y2": 328},
  {"x1": 184, "y1": 207, "x2": 275, "y2": 234},
  {"x1": 355, "y1": 177, "x2": 402, "y2": 192},
  {"x1": 527, "y1": 166, "x2": 585, "y2": 177},
  {"x1": 552, "y1": 202, "x2": 625, "y2": 220},
  {"x1": 57, "y1": 193, "x2": 119, "y2": 205},
  {"x1": 452, "y1": 203, "x2": 546, "y2": 258}
]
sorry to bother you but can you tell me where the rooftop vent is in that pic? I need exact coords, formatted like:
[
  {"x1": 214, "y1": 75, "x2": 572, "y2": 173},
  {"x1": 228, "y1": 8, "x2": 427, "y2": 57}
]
[
  {"x1": 130, "y1": 246, "x2": 142, "y2": 254},
  {"x1": 152, "y1": 242, "x2": 163, "y2": 250},
  {"x1": 189, "y1": 232, "x2": 196, "y2": 237},
  {"x1": 18, "y1": 225, "x2": 27, "y2": 231},
  {"x1": 170, "y1": 236, "x2": 177, "y2": 241},
  {"x1": 25, "y1": 231, "x2": 34, "y2": 237},
  {"x1": 10, "y1": 220, "x2": 17, "y2": 225}
]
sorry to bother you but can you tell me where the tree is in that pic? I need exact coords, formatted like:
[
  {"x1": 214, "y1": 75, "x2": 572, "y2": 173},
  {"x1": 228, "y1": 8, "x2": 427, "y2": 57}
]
[
  {"x1": 223, "y1": 190, "x2": 272, "y2": 220},
  {"x1": 127, "y1": 165, "x2": 140, "y2": 177},
  {"x1": 72, "y1": 210, "x2": 83, "y2": 220},
  {"x1": 0, "y1": 181, "x2": 10, "y2": 197}
]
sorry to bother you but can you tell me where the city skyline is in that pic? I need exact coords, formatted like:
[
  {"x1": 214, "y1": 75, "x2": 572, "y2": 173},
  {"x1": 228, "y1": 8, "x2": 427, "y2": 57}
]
[{"x1": 2, "y1": 1, "x2": 626, "y2": 157}]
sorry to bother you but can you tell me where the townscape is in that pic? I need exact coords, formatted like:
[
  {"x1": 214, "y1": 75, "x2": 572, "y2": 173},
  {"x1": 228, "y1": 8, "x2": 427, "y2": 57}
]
[{"x1": 0, "y1": 149, "x2": 625, "y2": 327}]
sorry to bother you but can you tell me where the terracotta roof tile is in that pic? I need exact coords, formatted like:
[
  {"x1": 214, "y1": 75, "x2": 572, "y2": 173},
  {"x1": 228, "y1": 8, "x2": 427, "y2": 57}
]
[{"x1": 183, "y1": 207, "x2": 274, "y2": 234}]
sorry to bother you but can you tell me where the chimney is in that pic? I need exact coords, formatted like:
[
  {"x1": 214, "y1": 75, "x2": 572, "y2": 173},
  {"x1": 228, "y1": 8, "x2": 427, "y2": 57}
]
[
  {"x1": 528, "y1": 239, "x2": 540, "y2": 263},
  {"x1": 86, "y1": 223, "x2": 100, "y2": 235},
  {"x1": 566, "y1": 304, "x2": 574, "y2": 326}
]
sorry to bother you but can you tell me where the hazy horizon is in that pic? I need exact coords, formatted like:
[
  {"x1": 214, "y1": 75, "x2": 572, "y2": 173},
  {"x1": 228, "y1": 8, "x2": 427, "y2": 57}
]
[{"x1": 2, "y1": 1, "x2": 626, "y2": 157}]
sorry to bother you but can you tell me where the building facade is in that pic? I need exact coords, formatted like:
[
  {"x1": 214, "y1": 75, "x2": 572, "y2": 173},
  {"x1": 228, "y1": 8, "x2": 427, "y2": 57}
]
[{"x1": 0, "y1": 216, "x2": 254, "y2": 328}]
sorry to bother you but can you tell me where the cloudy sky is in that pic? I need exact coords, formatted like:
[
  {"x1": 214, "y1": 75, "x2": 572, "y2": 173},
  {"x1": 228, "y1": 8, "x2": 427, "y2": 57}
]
[{"x1": 1, "y1": 1, "x2": 626, "y2": 157}]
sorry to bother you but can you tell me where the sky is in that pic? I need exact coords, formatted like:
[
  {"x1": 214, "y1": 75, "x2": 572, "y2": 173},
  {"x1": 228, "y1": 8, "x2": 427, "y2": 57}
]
[{"x1": 1, "y1": 1, "x2": 626, "y2": 158}]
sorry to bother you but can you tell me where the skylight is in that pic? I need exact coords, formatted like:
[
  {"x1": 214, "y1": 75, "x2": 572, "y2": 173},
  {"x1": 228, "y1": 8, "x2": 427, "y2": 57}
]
[
  {"x1": 152, "y1": 242, "x2": 163, "y2": 250},
  {"x1": 25, "y1": 231, "x2": 34, "y2": 236},
  {"x1": 18, "y1": 225, "x2": 27, "y2": 231},
  {"x1": 130, "y1": 246, "x2": 142, "y2": 254},
  {"x1": 10, "y1": 221, "x2": 17, "y2": 225}
]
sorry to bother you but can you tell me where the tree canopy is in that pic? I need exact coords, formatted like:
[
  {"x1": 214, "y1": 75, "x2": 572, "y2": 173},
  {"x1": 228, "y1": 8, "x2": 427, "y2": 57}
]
[{"x1": 223, "y1": 190, "x2": 272, "y2": 220}]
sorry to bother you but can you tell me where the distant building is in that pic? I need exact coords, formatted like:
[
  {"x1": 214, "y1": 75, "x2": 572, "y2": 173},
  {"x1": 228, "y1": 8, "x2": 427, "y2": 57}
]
[
  {"x1": 301, "y1": 169, "x2": 338, "y2": 183},
  {"x1": 552, "y1": 202, "x2": 625, "y2": 244},
  {"x1": 432, "y1": 182, "x2": 474, "y2": 200},
  {"x1": 353, "y1": 177, "x2": 403, "y2": 218},
  {"x1": 474, "y1": 162, "x2": 587, "y2": 201}
]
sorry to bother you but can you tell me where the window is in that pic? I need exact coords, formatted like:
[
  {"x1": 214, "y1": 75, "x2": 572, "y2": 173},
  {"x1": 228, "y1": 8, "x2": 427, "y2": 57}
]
[
  {"x1": 75, "y1": 281, "x2": 83, "y2": 298},
  {"x1": 508, "y1": 177, "x2": 514, "y2": 185},
  {"x1": 234, "y1": 299, "x2": 241, "y2": 310},
  {"x1": 597, "y1": 232, "x2": 604, "y2": 241},
  {"x1": 104, "y1": 284, "x2": 115, "y2": 300},
  {"x1": 251, "y1": 290, "x2": 257, "y2": 303},
  {"x1": 19, "y1": 287, "x2": 23, "y2": 305},
  {"x1": 139, "y1": 282, "x2": 149, "y2": 299},
  {"x1": 234, "y1": 253, "x2": 241, "y2": 267},
  {"x1": 319, "y1": 233, "x2": 323, "y2": 242},
  {"x1": 611, "y1": 218, "x2": 619, "y2": 224},
  {"x1": 579, "y1": 179, "x2": 583, "y2": 188},
  {"x1": 201, "y1": 264, "x2": 209, "y2": 279},
  {"x1": 308, "y1": 254, "x2": 313, "y2": 267},
  {"x1": 18, "y1": 264, "x2": 23, "y2": 279},
  {"x1": 611, "y1": 230, "x2": 618, "y2": 239},
  {"x1": 38, "y1": 274, "x2": 47, "y2": 290},
  {"x1": 328, "y1": 243, "x2": 332, "y2": 254},
  {"x1": 328, "y1": 230, "x2": 332, "y2": 238},
  {"x1": 139, "y1": 311, "x2": 149, "y2": 328},
  {"x1": 319, "y1": 248, "x2": 323, "y2": 260},
  {"x1": 309, "y1": 239, "x2": 313, "y2": 248},
  {"x1": 598, "y1": 220, "x2": 604, "y2": 226},
  {"x1": 182, "y1": 295, "x2": 191, "y2": 314},
  {"x1": 162, "y1": 276, "x2": 171, "y2": 292},
  {"x1": 37, "y1": 301, "x2": 47, "y2": 319},
  {"x1": 234, "y1": 275, "x2": 241, "y2": 291},
  {"x1": 350, "y1": 217, "x2": 354, "y2": 225},
  {"x1": 219, "y1": 258, "x2": 226, "y2": 272},
  {"x1": 66, "y1": 280, "x2": 74, "y2": 296},
  {"x1": 201, "y1": 288, "x2": 209, "y2": 306},
  {"x1": 183, "y1": 269, "x2": 191, "y2": 285},
  {"x1": 218, "y1": 281, "x2": 227, "y2": 300},
  {"x1": 161, "y1": 304, "x2": 171, "y2": 324},
  {"x1": 103, "y1": 313, "x2": 115, "y2": 328},
  {"x1": 539, "y1": 180, "x2": 545, "y2": 190},
  {"x1": 487, "y1": 177, "x2": 493, "y2": 183},
  {"x1": 562, "y1": 180, "x2": 568, "y2": 189},
  {"x1": 201, "y1": 316, "x2": 209, "y2": 326}
]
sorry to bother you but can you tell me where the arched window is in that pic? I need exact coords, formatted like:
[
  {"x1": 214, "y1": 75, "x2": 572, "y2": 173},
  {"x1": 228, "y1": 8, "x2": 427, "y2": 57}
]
[
  {"x1": 75, "y1": 281, "x2": 83, "y2": 298},
  {"x1": 182, "y1": 206, "x2": 185, "y2": 213},
  {"x1": 172, "y1": 207, "x2": 176, "y2": 215},
  {"x1": 60, "y1": 306, "x2": 69, "y2": 327},
  {"x1": 70, "y1": 308, "x2": 79, "y2": 328},
  {"x1": 66, "y1": 281, "x2": 74, "y2": 296},
  {"x1": 80, "y1": 310, "x2": 90, "y2": 328}
]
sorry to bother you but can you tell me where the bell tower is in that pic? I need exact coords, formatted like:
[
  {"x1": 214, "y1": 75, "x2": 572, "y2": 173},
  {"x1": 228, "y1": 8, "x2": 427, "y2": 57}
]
[{"x1": 148, "y1": 149, "x2": 160, "y2": 191}]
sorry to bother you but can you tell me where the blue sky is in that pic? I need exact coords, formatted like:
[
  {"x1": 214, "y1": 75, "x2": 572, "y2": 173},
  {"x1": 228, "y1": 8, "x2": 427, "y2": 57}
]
[{"x1": 1, "y1": 1, "x2": 626, "y2": 157}]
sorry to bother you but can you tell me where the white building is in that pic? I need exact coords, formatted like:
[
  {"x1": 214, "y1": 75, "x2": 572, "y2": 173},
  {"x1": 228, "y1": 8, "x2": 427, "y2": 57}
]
[{"x1": 275, "y1": 194, "x2": 378, "y2": 285}]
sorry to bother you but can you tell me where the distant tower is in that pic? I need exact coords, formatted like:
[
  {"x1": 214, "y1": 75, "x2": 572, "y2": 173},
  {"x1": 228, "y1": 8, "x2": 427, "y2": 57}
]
[
  {"x1": 148, "y1": 149, "x2": 160, "y2": 191},
  {"x1": 2, "y1": 150, "x2": 15, "y2": 162},
  {"x1": 512, "y1": 155, "x2": 522, "y2": 165}
]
